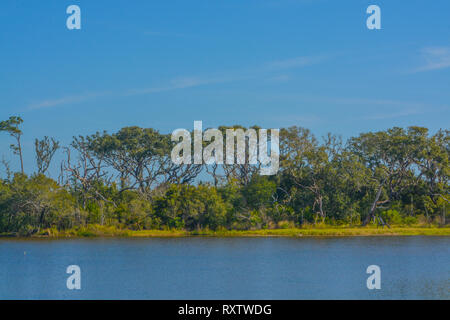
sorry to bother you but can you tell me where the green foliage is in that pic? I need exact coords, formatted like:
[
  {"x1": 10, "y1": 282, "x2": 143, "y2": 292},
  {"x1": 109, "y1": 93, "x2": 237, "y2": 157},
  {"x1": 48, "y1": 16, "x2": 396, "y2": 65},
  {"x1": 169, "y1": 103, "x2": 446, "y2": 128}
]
[
  {"x1": 0, "y1": 174, "x2": 77, "y2": 235},
  {"x1": 0, "y1": 116, "x2": 24, "y2": 174},
  {"x1": 381, "y1": 209, "x2": 403, "y2": 225},
  {"x1": 153, "y1": 184, "x2": 227, "y2": 230},
  {"x1": 243, "y1": 176, "x2": 277, "y2": 210},
  {"x1": 0, "y1": 119, "x2": 448, "y2": 236}
]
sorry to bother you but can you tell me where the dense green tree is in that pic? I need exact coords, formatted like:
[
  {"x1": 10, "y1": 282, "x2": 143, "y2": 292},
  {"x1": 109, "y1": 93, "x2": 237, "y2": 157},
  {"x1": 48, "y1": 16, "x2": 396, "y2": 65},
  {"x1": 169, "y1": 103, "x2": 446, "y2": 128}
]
[
  {"x1": 0, "y1": 174, "x2": 77, "y2": 235},
  {"x1": 0, "y1": 121, "x2": 448, "y2": 235},
  {"x1": 349, "y1": 128, "x2": 419, "y2": 225},
  {"x1": 153, "y1": 184, "x2": 226, "y2": 230}
]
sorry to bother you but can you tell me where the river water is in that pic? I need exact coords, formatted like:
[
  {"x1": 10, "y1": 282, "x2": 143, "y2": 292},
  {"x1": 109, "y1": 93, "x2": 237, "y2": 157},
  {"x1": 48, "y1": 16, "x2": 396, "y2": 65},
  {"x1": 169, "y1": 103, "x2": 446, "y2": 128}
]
[{"x1": 0, "y1": 236, "x2": 448, "y2": 299}]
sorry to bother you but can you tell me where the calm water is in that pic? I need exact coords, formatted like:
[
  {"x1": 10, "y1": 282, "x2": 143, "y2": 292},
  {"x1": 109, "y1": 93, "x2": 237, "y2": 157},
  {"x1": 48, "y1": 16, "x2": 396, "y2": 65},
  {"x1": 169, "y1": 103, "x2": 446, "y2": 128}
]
[{"x1": 0, "y1": 237, "x2": 449, "y2": 299}]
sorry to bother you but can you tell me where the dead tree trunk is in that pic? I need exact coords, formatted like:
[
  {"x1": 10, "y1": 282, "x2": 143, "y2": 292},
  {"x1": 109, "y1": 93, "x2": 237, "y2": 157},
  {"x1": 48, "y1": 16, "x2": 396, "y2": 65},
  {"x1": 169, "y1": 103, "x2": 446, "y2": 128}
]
[{"x1": 363, "y1": 183, "x2": 383, "y2": 226}]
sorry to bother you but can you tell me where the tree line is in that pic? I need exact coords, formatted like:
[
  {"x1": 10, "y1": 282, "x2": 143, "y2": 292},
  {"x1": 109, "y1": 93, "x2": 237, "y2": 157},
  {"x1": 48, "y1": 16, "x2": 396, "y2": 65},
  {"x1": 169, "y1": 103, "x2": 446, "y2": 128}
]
[{"x1": 0, "y1": 116, "x2": 448, "y2": 235}]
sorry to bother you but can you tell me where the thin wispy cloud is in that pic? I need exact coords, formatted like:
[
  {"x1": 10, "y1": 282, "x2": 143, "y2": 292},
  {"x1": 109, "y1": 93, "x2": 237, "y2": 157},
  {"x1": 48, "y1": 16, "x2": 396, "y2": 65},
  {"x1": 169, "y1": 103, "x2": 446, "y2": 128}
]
[
  {"x1": 316, "y1": 97, "x2": 449, "y2": 120},
  {"x1": 324, "y1": 97, "x2": 427, "y2": 109},
  {"x1": 144, "y1": 31, "x2": 188, "y2": 37},
  {"x1": 27, "y1": 53, "x2": 329, "y2": 110},
  {"x1": 262, "y1": 94, "x2": 447, "y2": 121},
  {"x1": 28, "y1": 91, "x2": 111, "y2": 110},
  {"x1": 267, "y1": 74, "x2": 291, "y2": 82},
  {"x1": 266, "y1": 55, "x2": 327, "y2": 70},
  {"x1": 328, "y1": 97, "x2": 449, "y2": 120},
  {"x1": 362, "y1": 109, "x2": 424, "y2": 120},
  {"x1": 27, "y1": 76, "x2": 229, "y2": 110},
  {"x1": 413, "y1": 47, "x2": 450, "y2": 72},
  {"x1": 124, "y1": 76, "x2": 233, "y2": 96},
  {"x1": 272, "y1": 114, "x2": 321, "y2": 126}
]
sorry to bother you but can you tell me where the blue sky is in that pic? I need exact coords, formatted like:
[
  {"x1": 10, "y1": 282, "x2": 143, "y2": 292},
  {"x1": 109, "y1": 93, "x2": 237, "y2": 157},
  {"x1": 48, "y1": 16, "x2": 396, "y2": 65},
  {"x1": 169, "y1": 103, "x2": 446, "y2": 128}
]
[{"x1": 0, "y1": 0, "x2": 449, "y2": 175}]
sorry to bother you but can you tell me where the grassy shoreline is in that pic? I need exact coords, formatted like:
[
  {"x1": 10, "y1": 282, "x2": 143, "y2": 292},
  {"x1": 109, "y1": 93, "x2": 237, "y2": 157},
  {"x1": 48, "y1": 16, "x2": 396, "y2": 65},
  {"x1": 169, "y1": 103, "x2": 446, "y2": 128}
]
[{"x1": 2, "y1": 225, "x2": 449, "y2": 238}]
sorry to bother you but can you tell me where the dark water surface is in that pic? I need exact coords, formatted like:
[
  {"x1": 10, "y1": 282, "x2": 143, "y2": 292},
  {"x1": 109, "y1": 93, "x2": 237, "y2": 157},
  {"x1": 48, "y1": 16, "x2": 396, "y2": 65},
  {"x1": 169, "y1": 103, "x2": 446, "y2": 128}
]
[{"x1": 0, "y1": 236, "x2": 449, "y2": 299}]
